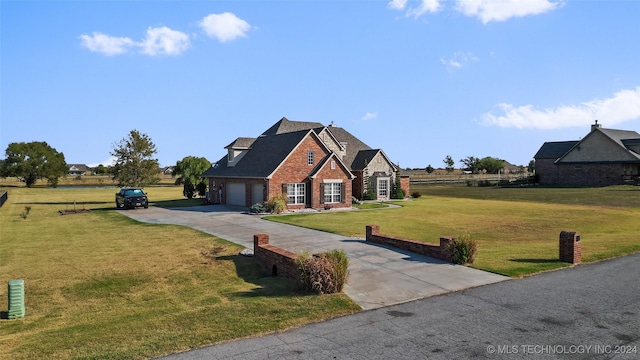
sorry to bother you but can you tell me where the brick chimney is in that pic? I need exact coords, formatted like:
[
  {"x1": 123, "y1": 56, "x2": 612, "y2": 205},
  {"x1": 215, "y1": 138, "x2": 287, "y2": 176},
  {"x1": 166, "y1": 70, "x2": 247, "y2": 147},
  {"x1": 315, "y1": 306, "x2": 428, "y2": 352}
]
[{"x1": 591, "y1": 120, "x2": 602, "y2": 132}]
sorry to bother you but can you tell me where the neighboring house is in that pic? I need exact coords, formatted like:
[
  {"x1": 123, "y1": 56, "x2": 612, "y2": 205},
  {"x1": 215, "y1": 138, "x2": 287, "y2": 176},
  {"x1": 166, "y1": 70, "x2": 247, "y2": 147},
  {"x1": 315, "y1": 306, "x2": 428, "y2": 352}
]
[
  {"x1": 201, "y1": 117, "x2": 408, "y2": 209},
  {"x1": 161, "y1": 166, "x2": 175, "y2": 175},
  {"x1": 68, "y1": 164, "x2": 90, "y2": 176},
  {"x1": 534, "y1": 121, "x2": 640, "y2": 186}
]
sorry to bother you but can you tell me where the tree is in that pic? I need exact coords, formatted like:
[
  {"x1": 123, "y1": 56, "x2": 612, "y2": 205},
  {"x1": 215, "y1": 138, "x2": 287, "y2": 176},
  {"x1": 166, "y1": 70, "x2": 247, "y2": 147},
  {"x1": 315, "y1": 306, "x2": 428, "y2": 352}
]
[
  {"x1": 528, "y1": 159, "x2": 536, "y2": 174},
  {"x1": 94, "y1": 164, "x2": 110, "y2": 175},
  {"x1": 460, "y1": 156, "x2": 480, "y2": 174},
  {"x1": 425, "y1": 164, "x2": 434, "y2": 174},
  {"x1": 443, "y1": 155, "x2": 455, "y2": 174},
  {"x1": 477, "y1": 157, "x2": 505, "y2": 174},
  {"x1": 0, "y1": 141, "x2": 67, "y2": 187},
  {"x1": 172, "y1": 156, "x2": 211, "y2": 198},
  {"x1": 391, "y1": 175, "x2": 405, "y2": 199},
  {"x1": 110, "y1": 130, "x2": 159, "y2": 187}
]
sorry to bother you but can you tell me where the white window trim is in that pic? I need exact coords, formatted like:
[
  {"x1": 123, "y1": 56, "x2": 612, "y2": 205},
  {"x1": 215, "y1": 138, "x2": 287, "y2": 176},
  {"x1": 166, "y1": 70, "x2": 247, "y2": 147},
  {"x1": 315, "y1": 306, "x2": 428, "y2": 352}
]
[
  {"x1": 324, "y1": 182, "x2": 342, "y2": 204},
  {"x1": 287, "y1": 183, "x2": 306, "y2": 205},
  {"x1": 308, "y1": 150, "x2": 314, "y2": 166}
]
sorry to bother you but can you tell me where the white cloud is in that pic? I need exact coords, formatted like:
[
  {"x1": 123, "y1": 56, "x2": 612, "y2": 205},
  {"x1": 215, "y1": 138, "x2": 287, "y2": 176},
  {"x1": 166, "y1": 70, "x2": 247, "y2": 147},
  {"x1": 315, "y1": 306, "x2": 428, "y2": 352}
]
[
  {"x1": 362, "y1": 112, "x2": 378, "y2": 121},
  {"x1": 455, "y1": 0, "x2": 563, "y2": 24},
  {"x1": 139, "y1": 26, "x2": 190, "y2": 56},
  {"x1": 87, "y1": 157, "x2": 116, "y2": 168},
  {"x1": 387, "y1": 0, "x2": 562, "y2": 22},
  {"x1": 481, "y1": 87, "x2": 640, "y2": 129},
  {"x1": 440, "y1": 52, "x2": 479, "y2": 71},
  {"x1": 388, "y1": 0, "x2": 441, "y2": 17},
  {"x1": 79, "y1": 32, "x2": 135, "y2": 56},
  {"x1": 199, "y1": 12, "x2": 252, "y2": 43},
  {"x1": 80, "y1": 27, "x2": 190, "y2": 56},
  {"x1": 388, "y1": 0, "x2": 408, "y2": 11}
]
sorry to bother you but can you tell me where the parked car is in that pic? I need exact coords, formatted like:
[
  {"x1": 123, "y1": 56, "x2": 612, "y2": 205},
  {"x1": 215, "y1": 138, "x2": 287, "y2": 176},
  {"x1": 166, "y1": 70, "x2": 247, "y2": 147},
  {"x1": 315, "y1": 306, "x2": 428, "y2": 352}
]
[{"x1": 115, "y1": 187, "x2": 148, "y2": 209}]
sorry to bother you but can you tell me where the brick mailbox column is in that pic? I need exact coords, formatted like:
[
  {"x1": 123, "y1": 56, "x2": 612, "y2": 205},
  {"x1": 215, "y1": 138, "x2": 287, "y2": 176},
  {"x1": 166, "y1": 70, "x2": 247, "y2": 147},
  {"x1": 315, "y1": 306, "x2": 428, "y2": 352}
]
[{"x1": 559, "y1": 231, "x2": 581, "y2": 264}]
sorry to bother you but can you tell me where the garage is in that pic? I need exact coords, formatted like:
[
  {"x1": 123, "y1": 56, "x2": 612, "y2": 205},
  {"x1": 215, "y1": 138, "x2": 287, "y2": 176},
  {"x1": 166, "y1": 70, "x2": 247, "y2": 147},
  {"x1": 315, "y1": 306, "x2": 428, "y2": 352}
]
[{"x1": 227, "y1": 183, "x2": 246, "y2": 206}]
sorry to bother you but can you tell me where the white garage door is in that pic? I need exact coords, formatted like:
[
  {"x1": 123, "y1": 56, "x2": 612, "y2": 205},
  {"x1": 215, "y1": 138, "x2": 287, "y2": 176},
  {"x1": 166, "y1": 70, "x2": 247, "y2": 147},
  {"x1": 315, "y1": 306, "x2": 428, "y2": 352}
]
[
  {"x1": 252, "y1": 183, "x2": 264, "y2": 206},
  {"x1": 227, "y1": 183, "x2": 246, "y2": 206}
]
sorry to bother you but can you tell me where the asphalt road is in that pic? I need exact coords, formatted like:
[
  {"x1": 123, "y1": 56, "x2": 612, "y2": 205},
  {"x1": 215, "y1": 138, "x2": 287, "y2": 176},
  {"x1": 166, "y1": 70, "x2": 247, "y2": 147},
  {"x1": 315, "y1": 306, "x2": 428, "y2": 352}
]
[{"x1": 159, "y1": 252, "x2": 640, "y2": 360}]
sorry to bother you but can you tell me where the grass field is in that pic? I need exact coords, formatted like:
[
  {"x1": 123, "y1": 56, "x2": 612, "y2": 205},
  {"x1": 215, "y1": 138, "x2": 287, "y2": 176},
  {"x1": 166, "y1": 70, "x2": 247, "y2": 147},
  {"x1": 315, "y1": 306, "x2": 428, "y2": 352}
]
[
  {"x1": 0, "y1": 186, "x2": 359, "y2": 360},
  {"x1": 268, "y1": 185, "x2": 640, "y2": 277}
]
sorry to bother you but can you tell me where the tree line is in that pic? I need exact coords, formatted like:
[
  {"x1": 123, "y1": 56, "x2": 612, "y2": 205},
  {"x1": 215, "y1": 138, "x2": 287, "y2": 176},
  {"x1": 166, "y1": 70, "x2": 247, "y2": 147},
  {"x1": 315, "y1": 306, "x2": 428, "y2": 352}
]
[
  {"x1": 422, "y1": 156, "x2": 534, "y2": 175},
  {"x1": 0, "y1": 130, "x2": 211, "y2": 198}
]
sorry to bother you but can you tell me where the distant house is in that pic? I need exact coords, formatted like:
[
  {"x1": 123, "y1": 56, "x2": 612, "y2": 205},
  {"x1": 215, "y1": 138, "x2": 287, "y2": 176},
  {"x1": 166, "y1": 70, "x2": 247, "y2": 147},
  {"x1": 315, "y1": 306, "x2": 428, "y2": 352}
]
[
  {"x1": 201, "y1": 117, "x2": 408, "y2": 209},
  {"x1": 68, "y1": 164, "x2": 90, "y2": 176},
  {"x1": 161, "y1": 166, "x2": 175, "y2": 175},
  {"x1": 534, "y1": 121, "x2": 640, "y2": 186}
]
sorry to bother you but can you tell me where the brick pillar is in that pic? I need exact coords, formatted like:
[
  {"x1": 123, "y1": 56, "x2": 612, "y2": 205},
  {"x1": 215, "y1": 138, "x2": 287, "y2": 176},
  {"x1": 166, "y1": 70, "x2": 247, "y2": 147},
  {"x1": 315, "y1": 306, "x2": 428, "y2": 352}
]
[
  {"x1": 439, "y1": 237, "x2": 453, "y2": 262},
  {"x1": 254, "y1": 234, "x2": 269, "y2": 253},
  {"x1": 559, "y1": 231, "x2": 581, "y2": 264},
  {"x1": 366, "y1": 225, "x2": 380, "y2": 240}
]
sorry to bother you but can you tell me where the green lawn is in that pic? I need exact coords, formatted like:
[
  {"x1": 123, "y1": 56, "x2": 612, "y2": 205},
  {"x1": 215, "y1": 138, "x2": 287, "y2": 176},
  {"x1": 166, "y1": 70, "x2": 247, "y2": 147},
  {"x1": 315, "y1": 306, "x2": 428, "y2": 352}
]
[
  {"x1": 0, "y1": 187, "x2": 359, "y2": 360},
  {"x1": 267, "y1": 185, "x2": 640, "y2": 277}
]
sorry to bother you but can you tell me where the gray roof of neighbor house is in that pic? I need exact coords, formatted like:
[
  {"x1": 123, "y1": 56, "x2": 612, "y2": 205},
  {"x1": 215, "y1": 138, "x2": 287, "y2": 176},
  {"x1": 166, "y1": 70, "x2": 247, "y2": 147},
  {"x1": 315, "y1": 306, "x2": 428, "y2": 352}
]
[
  {"x1": 261, "y1": 117, "x2": 324, "y2": 136},
  {"x1": 599, "y1": 128, "x2": 640, "y2": 150},
  {"x1": 68, "y1": 164, "x2": 90, "y2": 171},
  {"x1": 202, "y1": 129, "x2": 319, "y2": 178},
  {"x1": 534, "y1": 141, "x2": 579, "y2": 160}
]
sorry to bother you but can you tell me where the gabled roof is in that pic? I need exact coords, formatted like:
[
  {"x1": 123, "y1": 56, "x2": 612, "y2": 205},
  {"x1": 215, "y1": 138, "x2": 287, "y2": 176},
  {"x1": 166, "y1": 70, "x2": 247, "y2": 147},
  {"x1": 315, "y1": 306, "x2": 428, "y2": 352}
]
[
  {"x1": 321, "y1": 126, "x2": 372, "y2": 169},
  {"x1": 351, "y1": 149, "x2": 383, "y2": 170},
  {"x1": 534, "y1": 141, "x2": 579, "y2": 160},
  {"x1": 202, "y1": 129, "x2": 322, "y2": 179},
  {"x1": 225, "y1": 137, "x2": 256, "y2": 149},
  {"x1": 599, "y1": 128, "x2": 640, "y2": 149},
  {"x1": 261, "y1": 117, "x2": 324, "y2": 136},
  {"x1": 308, "y1": 152, "x2": 355, "y2": 179},
  {"x1": 68, "y1": 164, "x2": 90, "y2": 171}
]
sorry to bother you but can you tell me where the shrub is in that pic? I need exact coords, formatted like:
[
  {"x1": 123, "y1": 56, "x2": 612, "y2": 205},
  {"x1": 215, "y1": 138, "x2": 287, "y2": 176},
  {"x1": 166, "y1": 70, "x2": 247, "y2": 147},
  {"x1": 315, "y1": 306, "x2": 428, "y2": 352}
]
[
  {"x1": 249, "y1": 202, "x2": 267, "y2": 214},
  {"x1": 265, "y1": 194, "x2": 287, "y2": 214},
  {"x1": 411, "y1": 191, "x2": 421, "y2": 198},
  {"x1": 324, "y1": 249, "x2": 349, "y2": 292},
  {"x1": 20, "y1": 205, "x2": 31, "y2": 220},
  {"x1": 448, "y1": 234, "x2": 478, "y2": 265},
  {"x1": 296, "y1": 250, "x2": 349, "y2": 294}
]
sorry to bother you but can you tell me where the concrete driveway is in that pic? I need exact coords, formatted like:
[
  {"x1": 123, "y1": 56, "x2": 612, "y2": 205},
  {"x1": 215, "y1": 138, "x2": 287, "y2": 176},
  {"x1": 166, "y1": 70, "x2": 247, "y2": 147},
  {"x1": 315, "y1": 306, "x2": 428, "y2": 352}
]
[{"x1": 120, "y1": 205, "x2": 508, "y2": 310}]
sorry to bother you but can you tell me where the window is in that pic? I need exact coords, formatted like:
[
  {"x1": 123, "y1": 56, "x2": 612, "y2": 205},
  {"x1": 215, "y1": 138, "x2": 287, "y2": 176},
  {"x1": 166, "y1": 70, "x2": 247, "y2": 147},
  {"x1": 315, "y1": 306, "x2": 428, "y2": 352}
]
[
  {"x1": 378, "y1": 179, "x2": 388, "y2": 197},
  {"x1": 308, "y1": 151, "x2": 314, "y2": 166},
  {"x1": 287, "y1": 183, "x2": 306, "y2": 205},
  {"x1": 331, "y1": 160, "x2": 336, "y2": 170},
  {"x1": 324, "y1": 182, "x2": 342, "y2": 203}
]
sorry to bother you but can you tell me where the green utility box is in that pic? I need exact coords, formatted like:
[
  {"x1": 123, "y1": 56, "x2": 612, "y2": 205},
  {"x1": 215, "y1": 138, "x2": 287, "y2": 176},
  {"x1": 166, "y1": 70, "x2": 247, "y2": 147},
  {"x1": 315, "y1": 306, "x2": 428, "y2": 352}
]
[{"x1": 8, "y1": 279, "x2": 25, "y2": 319}]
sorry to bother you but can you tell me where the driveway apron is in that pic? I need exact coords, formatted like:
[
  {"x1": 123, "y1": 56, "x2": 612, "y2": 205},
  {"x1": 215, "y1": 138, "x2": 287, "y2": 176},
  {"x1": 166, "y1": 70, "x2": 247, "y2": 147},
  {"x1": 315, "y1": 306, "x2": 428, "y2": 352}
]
[{"x1": 120, "y1": 205, "x2": 508, "y2": 310}]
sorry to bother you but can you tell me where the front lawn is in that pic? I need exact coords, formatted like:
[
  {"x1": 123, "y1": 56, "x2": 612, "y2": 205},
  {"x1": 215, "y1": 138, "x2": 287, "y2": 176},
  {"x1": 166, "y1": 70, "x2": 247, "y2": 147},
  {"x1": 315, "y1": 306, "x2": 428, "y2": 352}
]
[
  {"x1": 267, "y1": 186, "x2": 640, "y2": 277},
  {"x1": 0, "y1": 187, "x2": 359, "y2": 360}
]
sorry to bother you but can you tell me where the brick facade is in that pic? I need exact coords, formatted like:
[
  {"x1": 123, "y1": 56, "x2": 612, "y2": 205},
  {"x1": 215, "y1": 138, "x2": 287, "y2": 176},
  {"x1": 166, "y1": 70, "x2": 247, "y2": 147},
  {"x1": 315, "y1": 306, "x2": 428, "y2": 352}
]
[
  {"x1": 559, "y1": 231, "x2": 581, "y2": 264},
  {"x1": 253, "y1": 234, "x2": 300, "y2": 280},
  {"x1": 366, "y1": 225, "x2": 452, "y2": 262}
]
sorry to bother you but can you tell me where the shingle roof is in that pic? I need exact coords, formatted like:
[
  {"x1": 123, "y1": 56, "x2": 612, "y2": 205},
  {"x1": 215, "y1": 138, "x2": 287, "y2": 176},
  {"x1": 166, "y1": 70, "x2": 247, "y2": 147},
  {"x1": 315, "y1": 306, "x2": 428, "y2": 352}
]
[
  {"x1": 321, "y1": 126, "x2": 372, "y2": 169},
  {"x1": 261, "y1": 117, "x2": 324, "y2": 136},
  {"x1": 534, "y1": 141, "x2": 579, "y2": 160},
  {"x1": 599, "y1": 128, "x2": 640, "y2": 149},
  {"x1": 351, "y1": 149, "x2": 382, "y2": 171},
  {"x1": 225, "y1": 137, "x2": 256, "y2": 149},
  {"x1": 202, "y1": 130, "x2": 314, "y2": 178}
]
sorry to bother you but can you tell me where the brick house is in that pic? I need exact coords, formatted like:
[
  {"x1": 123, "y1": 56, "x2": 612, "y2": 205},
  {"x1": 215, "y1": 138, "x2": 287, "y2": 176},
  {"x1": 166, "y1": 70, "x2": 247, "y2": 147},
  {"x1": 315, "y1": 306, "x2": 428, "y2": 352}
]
[
  {"x1": 534, "y1": 121, "x2": 640, "y2": 186},
  {"x1": 201, "y1": 117, "x2": 408, "y2": 209}
]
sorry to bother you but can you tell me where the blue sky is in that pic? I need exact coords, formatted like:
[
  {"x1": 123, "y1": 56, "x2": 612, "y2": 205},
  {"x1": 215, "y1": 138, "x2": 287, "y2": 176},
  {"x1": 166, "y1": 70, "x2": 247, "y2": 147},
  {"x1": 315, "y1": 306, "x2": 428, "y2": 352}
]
[{"x1": 2, "y1": 1, "x2": 640, "y2": 169}]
